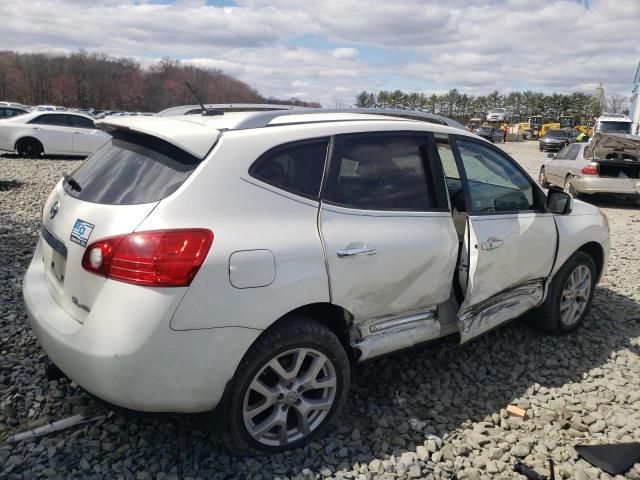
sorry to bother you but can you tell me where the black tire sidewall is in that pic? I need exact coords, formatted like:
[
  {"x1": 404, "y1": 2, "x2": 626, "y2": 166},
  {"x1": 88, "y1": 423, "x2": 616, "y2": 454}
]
[
  {"x1": 221, "y1": 317, "x2": 350, "y2": 455},
  {"x1": 545, "y1": 252, "x2": 597, "y2": 333},
  {"x1": 17, "y1": 138, "x2": 42, "y2": 158}
]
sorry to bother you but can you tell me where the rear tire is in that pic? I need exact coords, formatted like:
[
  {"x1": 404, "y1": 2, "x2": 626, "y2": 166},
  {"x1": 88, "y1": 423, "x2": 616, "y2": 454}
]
[
  {"x1": 532, "y1": 251, "x2": 596, "y2": 334},
  {"x1": 215, "y1": 316, "x2": 350, "y2": 455},
  {"x1": 563, "y1": 176, "x2": 578, "y2": 197},
  {"x1": 538, "y1": 168, "x2": 550, "y2": 188},
  {"x1": 16, "y1": 138, "x2": 43, "y2": 158}
]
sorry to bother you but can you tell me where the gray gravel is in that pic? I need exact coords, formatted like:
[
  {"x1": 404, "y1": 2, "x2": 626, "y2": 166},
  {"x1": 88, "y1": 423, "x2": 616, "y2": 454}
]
[{"x1": 1, "y1": 143, "x2": 639, "y2": 479}]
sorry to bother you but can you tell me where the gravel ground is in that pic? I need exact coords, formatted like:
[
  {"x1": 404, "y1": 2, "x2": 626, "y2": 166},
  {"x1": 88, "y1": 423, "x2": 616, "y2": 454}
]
[{"x1": 1, "y1": 142, "x2": 639, "y2": 480}]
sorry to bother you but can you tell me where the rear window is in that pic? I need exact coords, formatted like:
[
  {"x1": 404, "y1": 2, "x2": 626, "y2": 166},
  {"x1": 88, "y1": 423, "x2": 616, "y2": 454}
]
[{"x1": 63, "y1": 131, "x2": 201, "y2": 205}]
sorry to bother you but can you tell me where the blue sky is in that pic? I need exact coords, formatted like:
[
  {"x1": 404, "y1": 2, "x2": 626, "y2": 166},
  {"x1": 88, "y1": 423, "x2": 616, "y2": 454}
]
[{"x1": 1, "y1": 0, "x2": 638, "y2": 106}]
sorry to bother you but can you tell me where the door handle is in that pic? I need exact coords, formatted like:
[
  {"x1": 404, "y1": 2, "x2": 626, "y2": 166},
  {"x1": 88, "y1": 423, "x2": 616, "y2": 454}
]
[
  {"x1": 480, "y1": 239, "x2": 504, "y2": 250},
  {"x1": 74, "y1": 132, "x2": 83, "y2": 135},
  {"x1": 33, "y1": 127, "x2": 42, "y2": 131},
  {"x1": 337, "y1": 246, "x2": 378, "y2": 257}
]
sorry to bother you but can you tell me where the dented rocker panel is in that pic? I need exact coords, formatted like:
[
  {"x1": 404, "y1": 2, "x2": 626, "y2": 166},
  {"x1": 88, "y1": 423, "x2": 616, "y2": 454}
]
[{"x1": 457, "y1": 278, "x2": 545, "y2": 343}]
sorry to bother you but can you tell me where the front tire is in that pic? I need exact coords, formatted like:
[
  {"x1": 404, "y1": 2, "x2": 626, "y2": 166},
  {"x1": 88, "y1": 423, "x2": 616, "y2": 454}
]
[
  {"x1": 538, "y1": 144, "x2": 543, "y2": 152},
  {"x1": 16, "y1": 138, "x2": 43, "y2": 158},
  {"x1": 523, "y1": 131, "x2": 532, "y2": 141},
  {"x1": 217, "y1": 317, "x2": 350, "y2": 455},
  {"x1": 532, "y1": 251, "x2": 596, "y2": 334}
]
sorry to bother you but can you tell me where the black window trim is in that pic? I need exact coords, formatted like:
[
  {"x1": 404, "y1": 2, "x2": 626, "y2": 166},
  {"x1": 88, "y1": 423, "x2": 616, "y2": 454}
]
[
  {"x1": 449, "y1": 134, "x2": 548, "y2": 216},
  {"x1": 321, "y1": 130, "x2": 450, "y2": 213},
  {"x1": 248, "y1": 136, "x2": 331, "y2": 201}
]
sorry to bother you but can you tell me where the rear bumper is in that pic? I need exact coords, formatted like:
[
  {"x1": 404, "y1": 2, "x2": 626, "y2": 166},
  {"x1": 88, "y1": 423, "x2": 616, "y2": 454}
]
[
  {"x1": 23, "y1": 243, "x2": 260, "y2": 412},
  {"x1": 572, "y1": 176, "x2": 640, "y2": 196}
]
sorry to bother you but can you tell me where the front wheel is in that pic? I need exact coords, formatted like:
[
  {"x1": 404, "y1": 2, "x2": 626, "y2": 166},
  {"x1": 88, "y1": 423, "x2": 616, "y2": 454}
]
[
  {"x1": 217, "y1": 317, "x2": 350, "y2": 455},
  {"x1": 532, "y1": 251, "x2": 596, "y2": 334},
  {"x1": 523, "y1": 131, "x2": 532, "y2": 141}
]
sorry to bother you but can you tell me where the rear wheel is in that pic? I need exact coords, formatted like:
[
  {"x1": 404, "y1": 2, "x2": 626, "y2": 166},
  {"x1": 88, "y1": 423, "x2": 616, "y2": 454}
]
[
  {"x1": 16, "y1": 138, "x2": 43, "y2": 158},
  {"x1": 563, "y1": 176, "x2": 578, "y2": 197},
  {"x1": 217, "y1": 317, "x2": 350, "y2": 455},
  {"x1": 532, "y1": 251, "x2": 596, "y2": 334},
  {"x1": 538, "y1": 168, "x2": 550, "y2": 188}
]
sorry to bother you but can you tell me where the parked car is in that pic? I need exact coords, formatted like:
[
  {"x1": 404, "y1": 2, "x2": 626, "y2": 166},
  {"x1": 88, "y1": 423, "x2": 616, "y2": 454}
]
[
  {"x1": 486, "y1": 107, "x2": 512, "y2": 122},
  {"x1": 25, "y1": 109, "x2": 609, "y2": 454},
  {"x1": 540, "y1": 133, "x2": 640, "y2": 205},
  {"x1": 0, "y1": 111, "x2": 110, "y2": 157},
  {"x1": 0, "y1": 106, "x2": 28, "y2": 118},
  {"x1": 473, "y1": 125, "x2": 504, "y2": 142},
  {"x1": 539, "y1": 128, "x2": 576, "y2": 152}
]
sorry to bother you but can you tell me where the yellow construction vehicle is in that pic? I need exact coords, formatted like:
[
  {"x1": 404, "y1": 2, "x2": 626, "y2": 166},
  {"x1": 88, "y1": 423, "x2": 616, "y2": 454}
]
[
  {"x1": 559, "y1": 115, "x2": 594, "y2": 137},
  {"x1": 517, "y1": 115, "x2": 545, "y2": 140},
  {"x1": 467, "y1": 117, "x2": 482, "y2": 130}
]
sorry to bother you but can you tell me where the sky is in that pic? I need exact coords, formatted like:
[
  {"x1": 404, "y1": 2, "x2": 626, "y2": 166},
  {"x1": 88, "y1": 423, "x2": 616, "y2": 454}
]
[{"x1": 1, "y1": 0, "x2": 638, "y2": 107}]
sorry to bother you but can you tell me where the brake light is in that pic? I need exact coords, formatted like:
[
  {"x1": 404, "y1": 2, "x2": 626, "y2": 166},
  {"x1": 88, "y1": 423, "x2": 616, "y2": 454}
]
[
  {"x1": 581, "y1": 165, "x2": 598, "y2": 175},
  {"x1": 82, "y1": 229, "x2": 213, "y2": 287}
]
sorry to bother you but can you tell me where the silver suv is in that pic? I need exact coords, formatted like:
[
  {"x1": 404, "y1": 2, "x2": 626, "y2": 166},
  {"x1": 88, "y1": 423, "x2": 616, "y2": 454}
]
[{"x1": 24, "y1": 108, "x2": 609, "y2": 454}]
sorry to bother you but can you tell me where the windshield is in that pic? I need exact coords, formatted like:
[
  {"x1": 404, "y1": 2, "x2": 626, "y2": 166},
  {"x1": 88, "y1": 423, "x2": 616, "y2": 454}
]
[
  {"x1": 490, "y1": 108, "x2": 506, "y2": 113},
  {"x1": 546, "y1": 130, "x2": 569, "y2": 138},
  {"x1": 596, "y1": 121, "x2": 632, "y2": 134},
  {"x1": 63, "y1": 130, "x2": 202, "y2": 205}
]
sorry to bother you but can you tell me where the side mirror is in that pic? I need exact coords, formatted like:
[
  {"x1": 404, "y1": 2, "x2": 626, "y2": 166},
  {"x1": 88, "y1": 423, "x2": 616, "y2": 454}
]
[
  {"x1": 547, "y1": 188, "x2": 573, "y2": 214},
  {"x1": 547, "y1": 153, "x2": 555, "y2": 159}
]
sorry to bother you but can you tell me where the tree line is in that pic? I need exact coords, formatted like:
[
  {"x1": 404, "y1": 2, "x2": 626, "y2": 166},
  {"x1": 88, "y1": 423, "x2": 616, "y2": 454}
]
[
  {"x1": 0, "y1": 50, "x2": 320, "y2": 112},
  {"x1": 355, "y1": 89, "x2": 627, "y2": 123}
]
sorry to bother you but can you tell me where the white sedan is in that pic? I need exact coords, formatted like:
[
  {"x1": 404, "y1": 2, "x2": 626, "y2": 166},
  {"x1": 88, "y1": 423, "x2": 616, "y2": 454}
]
[{"x1": 0, "y1": 111, "x2": 110, "y2": 157}]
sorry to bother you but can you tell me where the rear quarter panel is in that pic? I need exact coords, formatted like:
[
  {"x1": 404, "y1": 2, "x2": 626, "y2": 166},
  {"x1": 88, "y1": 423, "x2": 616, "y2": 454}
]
[{"x1": 137, "y1": 128, "x2": 331, "y2": 331}]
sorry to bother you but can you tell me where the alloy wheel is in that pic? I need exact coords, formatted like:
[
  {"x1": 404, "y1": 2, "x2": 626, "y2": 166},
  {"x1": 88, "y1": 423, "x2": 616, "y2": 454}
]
[
  {"x1": 559, "y1": 264, "x2": 592, "y2": 327},
  {"x1": 242, "y1": 347, "x2": 337, "y2": 447}
]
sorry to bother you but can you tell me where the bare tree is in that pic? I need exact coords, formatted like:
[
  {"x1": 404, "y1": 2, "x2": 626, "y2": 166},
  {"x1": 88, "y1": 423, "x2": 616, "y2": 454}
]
[{"x1": 606, "y1": 95, "x2": 629, "y2": 114}]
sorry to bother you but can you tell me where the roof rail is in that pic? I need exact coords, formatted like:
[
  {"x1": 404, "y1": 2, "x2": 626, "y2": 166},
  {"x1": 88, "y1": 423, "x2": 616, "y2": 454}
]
[
  {"x1": 231, "y1": 108, "x2": 466, "y2": 130},
  {"x1": 156, "y1": 103, "x2": 305, "y2": 117}
]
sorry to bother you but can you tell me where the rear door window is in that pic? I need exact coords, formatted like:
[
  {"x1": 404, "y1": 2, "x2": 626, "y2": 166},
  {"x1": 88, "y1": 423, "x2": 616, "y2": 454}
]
[
  {"x1": 69, "y1": 115, "x2": 95, "y2": 129},
  {"x1": 63, "y1": 131, "x2": 202, "y2": 205},
  {"x1": 325, "y1": 133, "x2": 435, "y2": 211},
  {"x1": 249, "y1": 139, "x2": 329, "y2": 199},
  {"x1": 30, "y1": 114, "x2": 69, "y2": 126}
]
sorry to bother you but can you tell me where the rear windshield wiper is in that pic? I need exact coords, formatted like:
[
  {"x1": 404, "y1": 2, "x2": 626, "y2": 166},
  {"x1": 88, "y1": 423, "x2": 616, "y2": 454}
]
[{"x1": 63, "y1": 172, "x2": 82, "y2": 192}]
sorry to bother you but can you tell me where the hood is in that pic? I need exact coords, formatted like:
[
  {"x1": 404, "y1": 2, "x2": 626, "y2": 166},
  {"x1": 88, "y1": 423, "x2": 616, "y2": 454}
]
[{"x1": 584, "y1": 132, "x2": 640, "y2": 161}]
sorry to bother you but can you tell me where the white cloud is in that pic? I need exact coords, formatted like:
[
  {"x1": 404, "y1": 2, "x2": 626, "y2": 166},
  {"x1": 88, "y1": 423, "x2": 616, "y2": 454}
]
[{"x1": 0, "y1": 0, "x2": 637, "y2": 106}]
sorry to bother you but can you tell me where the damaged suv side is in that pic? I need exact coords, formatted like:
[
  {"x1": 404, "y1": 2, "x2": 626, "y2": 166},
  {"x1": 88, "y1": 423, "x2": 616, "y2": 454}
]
[{"x1": 24, "y1": 110, "x2": 609, "y2": 454}]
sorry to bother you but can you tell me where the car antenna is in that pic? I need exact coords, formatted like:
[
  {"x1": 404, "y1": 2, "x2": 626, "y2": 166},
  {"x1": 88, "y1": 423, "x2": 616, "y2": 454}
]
[{"x1": 184, "y1": 82, "x2": 224, "y2": 116}]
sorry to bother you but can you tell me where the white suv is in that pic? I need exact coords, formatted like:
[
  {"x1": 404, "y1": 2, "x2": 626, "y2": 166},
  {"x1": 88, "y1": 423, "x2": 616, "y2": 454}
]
[{"x1": 24, "y1": 109, "x2": 609, "y2": 454}]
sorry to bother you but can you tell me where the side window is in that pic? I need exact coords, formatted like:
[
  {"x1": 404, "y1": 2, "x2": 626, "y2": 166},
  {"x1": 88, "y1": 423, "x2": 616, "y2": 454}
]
[
  {"x1": 69, "y1": 115, "x2": 95, "y2": 129},
  {"x1": 564, "y1": 145, "x2": 579, "y2": 160},
  {"x1": 455, "y1": 139, "x2": 534, "y2": 213},
  {"x1": 329, "y1": 134, "x2": 433, "y2": 211},
  {"x1": 555, "y1": 145, "x2": 570, "y2": 160},
  {"x1": 249, "y1": 139, "x2": 328, "y2": 199},
  {"x1": 29, "y1": 115, "x2": 46, "y2": 125},
  {"x1": 30, "y1": 114, "x2": 68, "y2": 126}
]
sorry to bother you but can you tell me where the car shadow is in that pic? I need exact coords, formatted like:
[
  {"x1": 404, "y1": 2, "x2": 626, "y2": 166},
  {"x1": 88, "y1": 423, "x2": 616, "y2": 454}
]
[{"x1": 17, "y1": 284, "x2": 631, "y2": 478}]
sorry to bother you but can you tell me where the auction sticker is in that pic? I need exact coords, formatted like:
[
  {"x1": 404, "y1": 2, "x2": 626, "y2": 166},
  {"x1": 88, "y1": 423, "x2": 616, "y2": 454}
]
[{"x1": 70, "y1": 219, "x2": 95, "y2": 247}]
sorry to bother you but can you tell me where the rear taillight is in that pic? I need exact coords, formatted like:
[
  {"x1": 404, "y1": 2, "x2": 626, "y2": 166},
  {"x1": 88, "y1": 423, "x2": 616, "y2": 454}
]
[
  {"x1": 82, "y1": 229, "x2": 213, "y2": 287},
  {"x1": 581, "y1": 165, "x2": 598, "y2": 175}
]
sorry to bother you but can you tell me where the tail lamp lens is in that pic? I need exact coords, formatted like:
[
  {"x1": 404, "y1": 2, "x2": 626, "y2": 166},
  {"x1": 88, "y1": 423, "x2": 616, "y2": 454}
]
[
  {"x1": 581, "y1": 165, "x2": 598, "y2": 175},
  {"x1": 82, "y1": 229, "x2": 213, "y2": 287}
]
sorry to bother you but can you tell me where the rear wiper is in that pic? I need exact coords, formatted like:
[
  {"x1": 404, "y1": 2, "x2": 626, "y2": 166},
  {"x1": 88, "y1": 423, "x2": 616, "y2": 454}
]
[{"x1": 62, "y1": 172, "x2": 82, "y2": 192}]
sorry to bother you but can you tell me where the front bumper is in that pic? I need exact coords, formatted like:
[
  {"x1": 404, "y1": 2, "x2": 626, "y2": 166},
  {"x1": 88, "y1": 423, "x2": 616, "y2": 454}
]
[
  {"x1": 572, "y1": 176, "x2": 640, "y2": 196},
  {"x1": 540, "y1": 142, "x2": 566, "y2": 151},
  {"x1": 23, "y1": 240, "x2": 260, "y2": 413}
]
